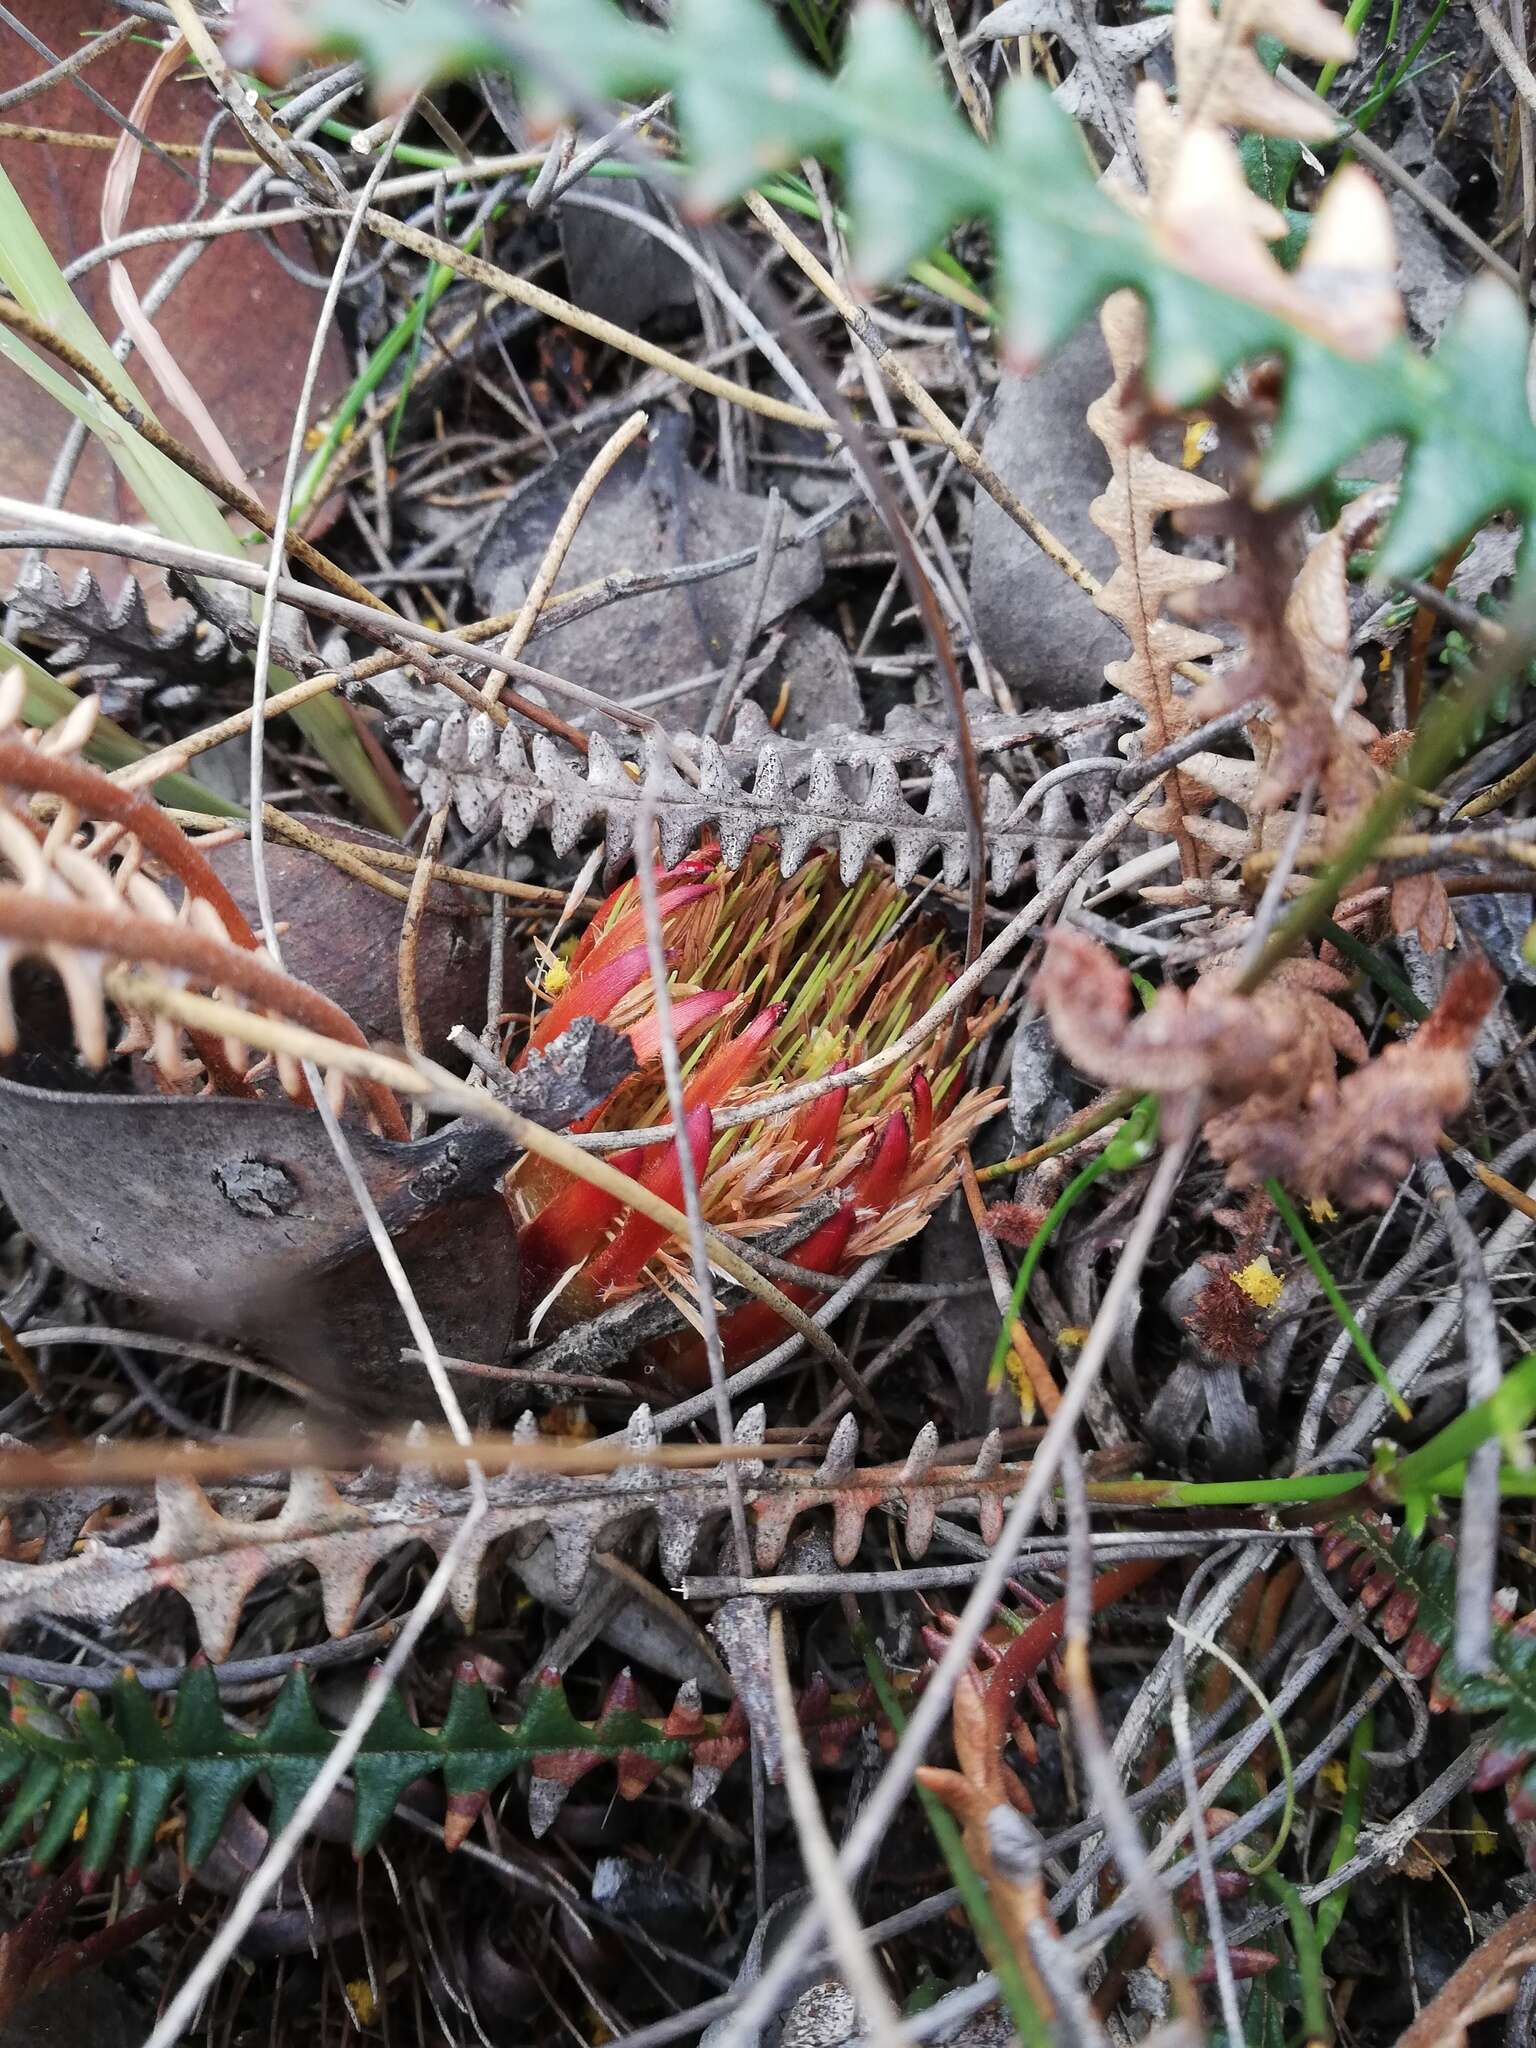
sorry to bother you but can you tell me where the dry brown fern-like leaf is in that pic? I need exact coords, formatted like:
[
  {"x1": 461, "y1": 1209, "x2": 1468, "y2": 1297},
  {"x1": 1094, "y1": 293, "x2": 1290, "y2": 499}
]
[
  {"x1": 1215, "y1": 951, "x2": 1499, "y2": 1204},
  {"x1": 0, "y1": 670, "x2": 406, "y2": 1136},
  {"x1": 0, "y1": 1411, "x2": 1028, "y2": 1660},
  {"x1": 1035, "y1": 927, "x2": 1496, "y2": 1206},
  {"x1": 1086, "y1": 291, "x2": 1226, "y2": 879},
  {"x1": 1174, "y1": 488, "x2": 1387, "y2": 825}
]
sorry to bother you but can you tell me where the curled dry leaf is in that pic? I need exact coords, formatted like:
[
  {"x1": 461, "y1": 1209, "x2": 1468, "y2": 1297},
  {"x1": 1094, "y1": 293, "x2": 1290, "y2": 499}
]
[
  {"x1": 1390, "y1": 869, "x2": 1455, "y2": 955},
  {"x1": 1393, "y1": 1897, "x2": 1536, "y2": 2048},
  {"x1": 1236, "y1": 951, "x2": 1498, "y2": 1206},
  {"x1": 1086, "y1": 291, "x2": 1226, "y2": 879},
  {"x1": 1174, "y1": 489, "x2": 1387, "y2": 822},
  {"x1": 1036, "y1": 928, "x2": 1496, "y2": 1206}
]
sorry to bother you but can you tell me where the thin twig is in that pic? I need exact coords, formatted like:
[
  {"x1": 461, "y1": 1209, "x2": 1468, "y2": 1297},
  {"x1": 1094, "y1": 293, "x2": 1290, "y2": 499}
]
[{"x1": 767, "y1": 1608, "x2": 907, "y2": 2048}]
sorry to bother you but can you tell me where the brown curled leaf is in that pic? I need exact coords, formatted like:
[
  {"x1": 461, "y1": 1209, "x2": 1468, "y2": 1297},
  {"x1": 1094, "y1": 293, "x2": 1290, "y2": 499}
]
[
  {"x1": 1390, "y1": 870, "x2": 1454, "y2": 955},
  {"x1": 1038, "y1": 929, "x2": 1497, "y2": 1208}
]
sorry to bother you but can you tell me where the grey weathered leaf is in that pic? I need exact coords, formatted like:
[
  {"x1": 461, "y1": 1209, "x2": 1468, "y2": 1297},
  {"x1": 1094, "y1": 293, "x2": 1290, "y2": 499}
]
[{"x1": 471, "y1": 412, "x2": 822, "y2": 730}]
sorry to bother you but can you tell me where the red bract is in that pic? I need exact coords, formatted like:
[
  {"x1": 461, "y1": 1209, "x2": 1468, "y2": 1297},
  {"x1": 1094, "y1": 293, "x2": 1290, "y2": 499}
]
[{"x1": 504, "y1": 842, "x2": 999, "y2": 1380}]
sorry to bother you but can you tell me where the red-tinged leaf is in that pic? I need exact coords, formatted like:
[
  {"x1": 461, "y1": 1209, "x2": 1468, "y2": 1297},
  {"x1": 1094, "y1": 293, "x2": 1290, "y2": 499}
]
[
  {"x1": 1403, "y1": 1628, "x2": 1446, "y2": 1679},
  {"x1": 1359, "y1": 1566, "x2": 1396, "y2": 1611},
  {"x1": 911, "y1": 1069, "x2": 933, "y2": 1147},
  {"x1": 791, "y1": 1063, "x2": 849, "y2": 1168},
  {"x1": 517, "y1": 1145, "x2": 644, "y2": 1294},
  {"x1": 577, "y1": 879, "x2": 720, "y2": 982},
  {"x1": 587, "y1": 1107, "x2": 715, "y2": 1291},
  {"x1": 626, "y1": 989, "x2": 738, "y2": 1068},
  {"x1": 1379, "y1": 1585, "x2": 1421, "y2": 1643},
  {"x1": 525, "y1": 944, "x2": 655, "y2": 1054},
  {"x1": 664, "y1": 1203, "x2": 860, "y2": 1384},
  {"x1": 1473, "y1": 1745, "x2": 1525, "y2": 1794},
  {"x1": 844, "y1": 1111, "x2": 911, "y2": 1212},
  {"x1": 1191, "y1": 1946, "x2": 1277, "y2": 1983},
  {"x1": 571, "y1": 854, "x2": 720, "y2": 971},
  {"x1": 683, "y1": 1004, "x2": 783, "y2": 1112}
]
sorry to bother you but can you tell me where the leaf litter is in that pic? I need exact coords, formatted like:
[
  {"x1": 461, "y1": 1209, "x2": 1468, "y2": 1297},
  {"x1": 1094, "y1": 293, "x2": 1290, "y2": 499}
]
[{"x1": 0, "y1": 1, "x2": 1535, "y2": 2042}]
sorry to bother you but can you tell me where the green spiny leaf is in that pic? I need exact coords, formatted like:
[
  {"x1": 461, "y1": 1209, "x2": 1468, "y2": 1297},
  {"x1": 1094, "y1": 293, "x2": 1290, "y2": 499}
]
[
  {"x1": 0, "y1": 1666, "x2": 734, "y2": 1880},
  {"x1": 252, "y1": 0, "x2": 1536, "y2": 587}
]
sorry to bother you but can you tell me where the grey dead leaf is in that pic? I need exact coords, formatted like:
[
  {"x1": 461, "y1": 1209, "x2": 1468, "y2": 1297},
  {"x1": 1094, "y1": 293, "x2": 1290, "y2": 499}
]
[
  {"x1": 973, "y1": 0, "x2": 1170, "y2": 175},
  {"x1": 1389, "y1": 114, "x2": 1470, "y2": 345},
  {"x1": 0, "y1": 1023, "x2": 630, "y2": 1411},
  {"x1": 558, "y1": 185, "x2": 697, "y2": 329},
  {"x1": 472, "y1": 410, "x2": 823, "y2": 730},
  {"x1": 0, "y1": 1085, "x2": 519, "y2": 1411},
  {"x1": 5, "y1": 564, "x2": 227, "y2": 720},
  {"x1": 969, "y1": 327, "x2": 1128, "y2": 709}
]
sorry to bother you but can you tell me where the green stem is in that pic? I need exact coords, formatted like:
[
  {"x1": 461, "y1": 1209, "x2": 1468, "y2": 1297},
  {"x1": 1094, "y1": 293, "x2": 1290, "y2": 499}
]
[
  {"x1": 1268, "y1": 1178, "x2": 1411, "y2": 1421},
  {"x1": 986, "y1": 1096, "x2": 1157, "y2": 1392},
  {"x1": 1317, "y1": 918, "x2": 1428, "y2": 1021},
  {"x1": 1315, "y1": 1709, "x2": 1372, "y2": 1952},
  {"x1": 1316, "y1": 0, "x2": 1373, "y2": 96},
  {"x1": 1348, "y1": 0, "x2": 1451, "y2": 133},
  {"x1": 1250, "y1": 1865, "x2": 1330, "y2": 2046},
  {"x1": 1390, "y1": 1350, "x2": 1536, "y2": 1497}
]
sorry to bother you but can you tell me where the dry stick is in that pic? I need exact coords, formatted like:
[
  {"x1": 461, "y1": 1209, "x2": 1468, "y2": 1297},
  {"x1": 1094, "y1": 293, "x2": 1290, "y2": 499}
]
[
  {"x1": 98, "y1": 972, "x2": 867, "y2": 1381},
  {"x1": 136, "y1": 802, "x2": 575, "y2": 912},
  {"x1": 712, "y1": 1126, "x2": 1199, "y2": 2048},
  {"x1": 398, "y1": 409, "x2": 648, "y2": 1094},
  {"x1": 1422, "y1": 1152, "x2": 1505, "y2": 1674},
  {"x1": 143, "y1": 114, "x2": 491, "y2": 2048},
  {"x1": 361, "y1": 207, "x2": 842, "y2": 436},
  {"x1": 1058, "y1": 1446, "x2": 1199, "y2": 2030},
  {"x1": 0, "y1": 498, "x2": 662, "y2": 754},
  {"x1": 630, "y1": 767, "x2": 770, "y2": 1915},
  {"x1": 0, "y1": 118, "x2": 256, "y2": 161},
  {"x1": 398, "y1": 806, "x2": 449, "y2": 1131},
  {"x1": 0, "y1": 296, "x2": 392, "y2": 616},
  {"x1": 0, "y1": 16, "x2": 137, "y2": 115},
  {"x1": 767, "y1": 1608, "x2": 907, "y2": 2048},
  {"x1": 0, "y1": 1430, "x2": 798, "y2": 1491},
  {"x1": 0, "y1": 5, "x2": 181, "y2": 177},
  {"x1": 703, "y1": 487, "x2": 785, "y2": 740},
  {"x1": 0, "y1": 889, "x2": 405, "y2": 1131},
  {"x1": 163, "y1": 0, "x2": 321, "y2": 193},
  {"x1": 742, "y1": 189, "x2": 1097, "y2": 603},
  {"x1": 708, "y1": 230, "x2": 987, "y2": 973}
]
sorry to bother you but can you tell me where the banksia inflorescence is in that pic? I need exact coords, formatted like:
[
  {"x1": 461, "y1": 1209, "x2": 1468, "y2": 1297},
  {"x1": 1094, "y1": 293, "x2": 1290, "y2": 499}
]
[{"x1": 506, "y1": 842, "x2": 997, "y2": 1378}]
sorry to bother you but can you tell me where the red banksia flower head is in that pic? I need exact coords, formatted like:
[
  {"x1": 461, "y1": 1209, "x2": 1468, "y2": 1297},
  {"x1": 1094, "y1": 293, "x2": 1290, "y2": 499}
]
[{"x1": 506, "y1": 842, "x2": 999, "y2": 1382}]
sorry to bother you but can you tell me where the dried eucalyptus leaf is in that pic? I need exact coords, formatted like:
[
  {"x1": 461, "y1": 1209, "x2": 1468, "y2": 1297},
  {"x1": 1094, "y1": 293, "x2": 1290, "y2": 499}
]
[
  {"x1": 0, "y1": 1085, "x2": 520, "y2": 1411},
  {"x1": 471, "y1": 411, "x2": 822, "y2": 730},
  {"x1": 970, "y1": 330, "x2": 1128, "y2": 709}
]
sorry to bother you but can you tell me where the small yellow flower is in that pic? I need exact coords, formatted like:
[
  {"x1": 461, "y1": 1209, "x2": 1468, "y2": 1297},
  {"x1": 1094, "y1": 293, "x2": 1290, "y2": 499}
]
[
  {"x1": 1308, "y1": 1195, "x2": 1338, "y2": 1224},
  {"x1": 1232, "y1": 1255, "x2": 1284, "y2": 1310},
  {"x1": 346, "y1": 1980, "x2": 380, "y2": 2027},
  {"x1": 1182, "y1": 417, "x2": 1216, "y2": 468}
]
